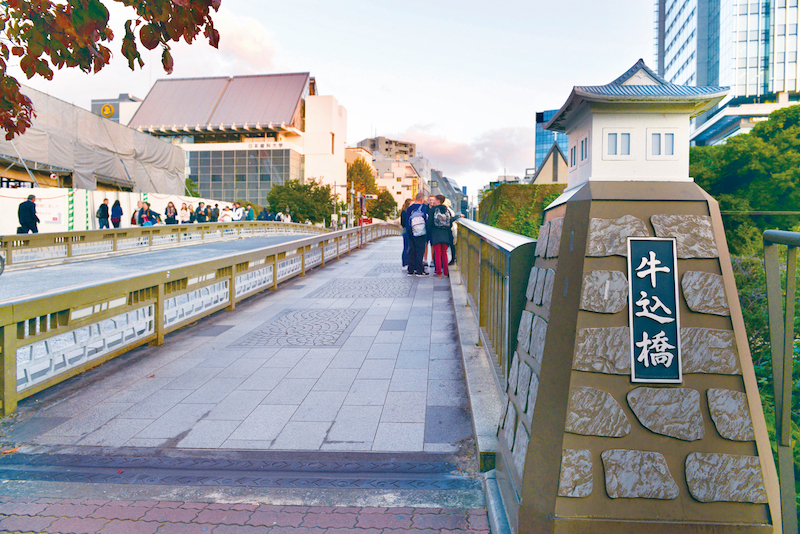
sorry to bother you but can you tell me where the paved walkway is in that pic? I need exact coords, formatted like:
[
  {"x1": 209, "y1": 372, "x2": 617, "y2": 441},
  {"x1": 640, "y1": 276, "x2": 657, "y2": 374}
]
[
  {"x1": 0, "y1": 496, "x2": 490, "y2": 533},
  {"x1": 0, "y1": 234, "x2": 312, "y2": 302},
  {"x1": 6, "y1": 236, "x2": 472, "y2": 454}
]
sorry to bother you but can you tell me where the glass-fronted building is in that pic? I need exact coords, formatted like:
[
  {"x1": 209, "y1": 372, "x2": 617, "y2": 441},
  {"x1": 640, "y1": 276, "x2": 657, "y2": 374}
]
[
  {"x1": 535, "y1": 110, "x2": 569, "y2": 170},
  {"x1": 186, "y1": 146, "x2": 301, "y2": 204}
]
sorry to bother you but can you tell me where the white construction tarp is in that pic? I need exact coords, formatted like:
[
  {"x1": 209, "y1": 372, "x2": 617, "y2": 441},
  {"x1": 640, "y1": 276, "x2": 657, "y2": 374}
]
[{"x1": 0, "y1": 86, "x2": 184, "y2": 193}]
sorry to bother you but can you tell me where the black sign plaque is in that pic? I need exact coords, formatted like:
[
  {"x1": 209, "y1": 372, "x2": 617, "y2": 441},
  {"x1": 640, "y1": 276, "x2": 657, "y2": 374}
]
[{"x1": 627, "y1": 237, "x2": 682, "y2": 383}]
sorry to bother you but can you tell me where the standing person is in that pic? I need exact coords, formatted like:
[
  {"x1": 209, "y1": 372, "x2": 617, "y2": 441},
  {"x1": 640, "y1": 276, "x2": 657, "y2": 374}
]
[
  {"x1": 137, "y1": 201, "x2": 147, "y2": 226},
  {"x1": 443, "y1": 198, "x2": 458, "y2": 265},
  {"x1": 399, "y1": 198, "x2": 413, "y2": 269},
  {"x1": 140, "y1": 202, "x2": 155, "y2": 226},
  {"x1": 406, "y1": 192, "x2": 429, "y2": 277},
  {"x1": 219, "y1": 206, "x2": 233, "y2": 222},
  {"x1": 424, "y1": 194, "x2": 437, "y2": 272},
  {"x1": 246, "y1": 204, "x2": 255, "y2": 221},
  {"x1": 110, "y1": 200, "x2": 123, "y2": 228},
  {"x1": 195, "y1": 202, "x2": 208, "y2": 223},
  {"x1": 210, "y1": 204, "x2": 220, "y2": 222},
  {"x1": 187, "y1": 203, "x2": 196, "y2": 223},
  {"x1": 97, "y1": 198, "x2": 110, "y2": 229},
  {"x1": 18, "y1": 194, "x2": 39, "y2": 234},
  {"x1": 428, "y1": 195, "x2": 452, "y2": 278},
  {"x1": 257, "y1": 207, "x2": 269, "y2": 221},
  {"x1": 164, "y1": 202, "x2": 178, "y2": 224},
  {"x1": 179, "y1": 203, "x2": 190, "y2": 224},
  {"x1": 283, "y1": 211, "x2": 292, "y2": 223},
  {"x1": 133, "y1": 200, "x2": 143, "y2": 225},
  {"x1": 232, "y1": 202, "x2": 244, "y2": 221}
]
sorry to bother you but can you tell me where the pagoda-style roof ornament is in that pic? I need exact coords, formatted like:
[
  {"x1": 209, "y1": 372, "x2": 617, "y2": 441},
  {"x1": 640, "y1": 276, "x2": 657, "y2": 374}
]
[{"x1": 545, "y1": 59, "x2": 728, "y2": 133}]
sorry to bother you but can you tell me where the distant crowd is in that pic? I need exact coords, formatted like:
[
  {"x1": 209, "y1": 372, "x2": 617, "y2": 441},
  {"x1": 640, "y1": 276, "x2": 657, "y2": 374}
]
[{"x1": 16, "y1": 195, "x2": 304, "y2": 234}]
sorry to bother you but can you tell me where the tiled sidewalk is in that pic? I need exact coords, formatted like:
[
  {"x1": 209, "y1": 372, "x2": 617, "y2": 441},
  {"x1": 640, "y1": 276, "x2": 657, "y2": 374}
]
[
  {"x1": 7, "y1": 236, "x2": 473, "y2": 453},
  {"x1": 0, "y1": 496, "x2": 490, "y2": 533}
]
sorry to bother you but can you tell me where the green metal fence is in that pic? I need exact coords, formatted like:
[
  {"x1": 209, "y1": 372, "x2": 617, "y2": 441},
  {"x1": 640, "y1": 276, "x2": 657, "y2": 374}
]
[
  {"x1": 455, "y1": 219, "x2": 536, "y2": 375},
  {"x1": 763, "y1": 229, "x2": 799, "y2": 534},
  {"x1": 1, "y1": 223, "x2": 400, "y2": 417}
]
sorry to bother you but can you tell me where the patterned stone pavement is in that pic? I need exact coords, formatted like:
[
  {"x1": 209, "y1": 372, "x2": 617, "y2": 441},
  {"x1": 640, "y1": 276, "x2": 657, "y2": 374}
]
[{"x1": 0, "y1": 496, "x2": 490, "y2": 533}]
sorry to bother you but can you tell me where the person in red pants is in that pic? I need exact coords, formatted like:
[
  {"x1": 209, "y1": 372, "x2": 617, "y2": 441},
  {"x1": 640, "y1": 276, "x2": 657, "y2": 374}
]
[{"x1": 427, "y1": 194, "x2": 453, "y2": 278}]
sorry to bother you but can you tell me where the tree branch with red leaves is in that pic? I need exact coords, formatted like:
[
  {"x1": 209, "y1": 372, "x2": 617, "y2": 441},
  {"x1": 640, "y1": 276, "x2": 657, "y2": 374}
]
[{"x1": 0, "y1": 0, "x2": 221, "y2": 140}]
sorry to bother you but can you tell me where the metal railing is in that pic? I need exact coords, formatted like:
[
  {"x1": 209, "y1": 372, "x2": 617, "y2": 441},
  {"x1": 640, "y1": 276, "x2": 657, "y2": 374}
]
[
  {"x1": 763, "y1": 229, "x2": 799, "y2": 534},
  {"x1": 455, "y1": 219, "x2": 536, "y2": 374},
  {"x1": 0, "y1": 221, "x2": 329, "y2": 269},
  {"x1": 0, "y1": 223, "x2": 401, "y2": 416}
]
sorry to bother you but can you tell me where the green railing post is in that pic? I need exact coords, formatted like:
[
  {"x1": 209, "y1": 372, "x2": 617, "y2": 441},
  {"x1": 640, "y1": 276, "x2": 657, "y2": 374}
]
[{"x1": 763, "y1": 230, "x2": 799, "y2": 534}]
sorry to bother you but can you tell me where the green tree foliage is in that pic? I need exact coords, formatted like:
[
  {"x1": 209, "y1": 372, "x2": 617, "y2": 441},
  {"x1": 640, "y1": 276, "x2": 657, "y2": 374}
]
[
  {"x1": 347, "y1": 157, "x2": 378, "y2": 196},
  {"x1": 0, "y1": 0, "x2": 221, "y2": 140},
  {"x1": 478, "y1": 183, "x2": 566, "y2": 238},
  {"x1": 368, "y1": 189, "x2": 397, "y2": 220},
  {"x1": 691, "y1": 105, "x2": 800, "y2": 256},
  {"x1": 185, "y1": 177, "x2": 200, "y2": 197},
  {"x1": 266, "y1": 179, "x2": 333, "y2": 224}
]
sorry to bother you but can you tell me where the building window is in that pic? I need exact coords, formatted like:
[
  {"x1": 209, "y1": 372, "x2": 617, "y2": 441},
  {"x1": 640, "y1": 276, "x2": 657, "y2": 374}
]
[
  {"x1": 570, "y1": 146, "x2": 577, "y2": 168},
  {"x1": 603, "y1": 129, "x2": 634, "y2": 161},
  {"x1": 646, "y1": 129, "x2": 678, "y2": 160}
]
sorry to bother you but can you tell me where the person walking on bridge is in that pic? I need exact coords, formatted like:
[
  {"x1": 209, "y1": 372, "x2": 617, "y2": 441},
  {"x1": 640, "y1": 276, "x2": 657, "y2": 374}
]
[
  {"x1": 18, "y1": 194, "x2": 39, "y2": 234},
  {"x1": 110, "y1": 200, "x2": 123, "y2": 228},
  {"x1": 97, "y1": 198, "x2": 110, "y2": 229}
]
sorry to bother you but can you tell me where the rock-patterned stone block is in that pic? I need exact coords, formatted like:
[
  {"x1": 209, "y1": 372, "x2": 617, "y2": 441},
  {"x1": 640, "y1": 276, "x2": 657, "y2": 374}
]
[
  {"x1": 507, "y1": 352, "x2": 520, "y2": 395},
  {"x1": 516, "y1": 311, "x2": 533, "y2": 354},
  {"x1": 566, "y1": 386, "x2": 631, "y2": 437},
  {"x1": 526, "y1": 267, "x2": 539, "y2": 302},
  {"x1": 685, "y1": 453, "x2": 768, "y2": 503},
  {"x1": 681, "y1": 327, "x2": 741, "y2": 374},
  {"x1": 500, "y1": 403, "x2": 517, "y2": 452},
  {"x1": 707, "y1": 388, "x2": 755, "y2": 441},
  {"x1": 533, "y1": 268, "x2": 548, "y2": 305},
  {"x1": 517, "y1": 361, "x2": 533, "y2": 412},
  {"x1": 602, "y1": 449, "x2": 679, "y2": 500},
  {"x1": 651, "y1": 214, "x2": 718, "y2": 259},
  {"x1": 524, "y1": 373, "x2": 539, "y2": 427},
  {"x1": 541, "y1": 269, "x2": 556, "y2": 311},
  {"x1": 513, "y1": 422, "x2": 530, "y2": 480},
  {"x1": 546, "y1": 217, "x2": 564, "y2": 258},
  {"x1": 558, "y1": 449, "x2": 593, "y2": 498},
  {"x1": 587, "y1": 215, "x2": 649, "y2": 257},
  {"x1": 535, "y1": 221, "x2": 550, "y2": 258},
  {"x1": 529, "y1": 316, "x2": 548, "y2": 365},
  {"x1": 681, "y1": 271, "x2": 730, "y2": 316},
  {"x1": 499, "y1": 394, "x2": 509, "y2": 428},
  {"x1": 627, "y1": 387, "x2": 705, "y2": 441},
  {"x1": 580, "y1": 271, "x2": 628, "y2": 314},
  {"x1": 573, "y1": 327, "x2": 631, "y2": 375}
]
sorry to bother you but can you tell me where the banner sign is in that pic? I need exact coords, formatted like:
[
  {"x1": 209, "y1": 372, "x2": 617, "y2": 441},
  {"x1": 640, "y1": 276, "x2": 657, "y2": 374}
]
[{"x1": 627, "y1": 237, "x2": 682, "y2": 383}]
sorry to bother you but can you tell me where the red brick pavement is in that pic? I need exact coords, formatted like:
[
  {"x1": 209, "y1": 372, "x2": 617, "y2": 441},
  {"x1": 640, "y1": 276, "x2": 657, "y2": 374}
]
[{"x1": 0, "y1": 496, "x2": 489, "y2": 533}]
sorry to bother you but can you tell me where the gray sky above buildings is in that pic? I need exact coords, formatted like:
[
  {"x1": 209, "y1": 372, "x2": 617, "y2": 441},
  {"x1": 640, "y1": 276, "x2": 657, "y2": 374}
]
[{"x1": 9, "y1": 0, "x2": 652, "y2": 196}]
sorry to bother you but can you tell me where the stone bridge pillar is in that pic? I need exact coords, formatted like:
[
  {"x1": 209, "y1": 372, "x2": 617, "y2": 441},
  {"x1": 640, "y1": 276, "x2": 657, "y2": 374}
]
[{"x1": 495, "y1": 60, "x2": 780, "y2": 533}]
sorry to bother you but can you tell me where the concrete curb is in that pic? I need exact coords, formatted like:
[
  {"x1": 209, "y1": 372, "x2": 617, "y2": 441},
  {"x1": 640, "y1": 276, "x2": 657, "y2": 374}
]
[{"x1": 483, "y1": 470, "x2": 513, "y2": 534}]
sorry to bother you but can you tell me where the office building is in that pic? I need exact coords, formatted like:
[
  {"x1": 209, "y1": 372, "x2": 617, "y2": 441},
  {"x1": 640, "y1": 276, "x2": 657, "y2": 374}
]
[
  {"x1": 374, "y1": 159, "x2": 423, "y2": 199},
  {"x1": 129, "y1": 73, "x2": 347, "y2": 203},
  {"x1": 654, "y1": 0, "x2": 800, "y2": 144},
  {"x1": 535, "y1": 110, "x2": 569, "y2": 169},
  {"x1": 357, "y1": 136, "x2": 415, "y2": 159}
]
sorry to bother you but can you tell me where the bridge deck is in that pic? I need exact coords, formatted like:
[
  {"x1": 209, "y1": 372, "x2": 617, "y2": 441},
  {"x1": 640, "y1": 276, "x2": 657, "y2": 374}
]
[{"x1": 5, "y1": 236, "x2": 475, "y2": 458}]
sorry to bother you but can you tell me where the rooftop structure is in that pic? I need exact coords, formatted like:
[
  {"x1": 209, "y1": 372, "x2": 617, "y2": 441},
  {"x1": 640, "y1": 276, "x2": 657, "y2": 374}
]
[
  {"x1": 128, "y1": 73, "x2": 346, "y2": 203},
  {"x1": 546, "y1": 59, "x2": 727, "y2": 189},
  {"x1": 528, "y1": 143, "x2": 568, "y2": 185},
  {"x1": 357, "y1": 136, "x2": 416, "y2": 159}
]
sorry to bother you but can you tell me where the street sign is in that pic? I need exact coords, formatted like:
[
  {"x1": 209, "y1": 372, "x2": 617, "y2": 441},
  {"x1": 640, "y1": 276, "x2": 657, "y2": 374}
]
[{"x1": 627, "y1": 237, "x2": 682, "y2": 383}]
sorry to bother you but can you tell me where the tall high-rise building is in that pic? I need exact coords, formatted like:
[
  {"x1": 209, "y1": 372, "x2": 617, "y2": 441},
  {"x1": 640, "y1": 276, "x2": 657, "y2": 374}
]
[
  {"x1": 654, "y1": 0, "x2": 800, "y2": 143},
  {"x1": 535, "y1": 110, "x2": 569, "y2": 170}
]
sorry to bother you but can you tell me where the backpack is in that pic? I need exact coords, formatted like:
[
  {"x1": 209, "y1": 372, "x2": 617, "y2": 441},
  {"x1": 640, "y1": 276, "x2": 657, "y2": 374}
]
[
  {"x1": 96, "y1": 208, "x2": 102, "y2": 218},
  {"x1": 433, "y1": 208, "x2": 451, "y2": 228},
  {"x1": 408, "y1": 206, "x2": 426, "y2": 237}
]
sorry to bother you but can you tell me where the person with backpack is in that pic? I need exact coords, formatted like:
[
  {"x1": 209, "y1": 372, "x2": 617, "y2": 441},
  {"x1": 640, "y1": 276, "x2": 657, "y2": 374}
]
[
  {"x1": 96, "y1": 198, "x2": 110, "y2": 229},
  {"x1": 405, "y1": 192, "x2": 429, "y2": 277},
  {"x1": 428, "y1": 194, "x2": 453, "y2": 277}
]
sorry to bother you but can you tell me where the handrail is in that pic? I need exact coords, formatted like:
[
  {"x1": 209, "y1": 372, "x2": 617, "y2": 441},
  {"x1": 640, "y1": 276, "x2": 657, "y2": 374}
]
[
  {"x1": 0, "y1": 221, "x2": 328, "y2": 269},
  {"x1": 0, "y1": 223, "x2": 401, "y2": 416},
  {"x1": 763, "y1": 229, "x2": 799, "y2": 534},
  {"x1": 455, "y1": 219, "x2": 536, "y2": 375}
]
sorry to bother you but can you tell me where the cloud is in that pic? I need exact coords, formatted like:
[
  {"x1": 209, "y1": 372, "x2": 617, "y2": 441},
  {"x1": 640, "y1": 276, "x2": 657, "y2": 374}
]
[
  {"x1": 401, "y1": 125, "x2": 535, "y2": 177},
  {"x1": 212, "y1": 9, "x2": 277, "y2": 72}
]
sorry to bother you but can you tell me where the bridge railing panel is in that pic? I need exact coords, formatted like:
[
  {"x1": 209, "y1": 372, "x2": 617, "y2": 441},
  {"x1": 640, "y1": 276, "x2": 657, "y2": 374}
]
[
  {"x1": 0, "y1": 221, "x2": 330, "y2": 268},
  {"x1": 0, "y1": 223, "x2": 401, "y2": 416},
  {"x1": 455, "y1": 219, "x2": 536, "y2": 376}
]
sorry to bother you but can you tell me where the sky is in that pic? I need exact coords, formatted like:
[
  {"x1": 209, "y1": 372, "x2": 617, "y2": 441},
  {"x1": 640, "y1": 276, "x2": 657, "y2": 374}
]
[{"x1": 8, "y1": 0, "x2": 654, "y2": 200}]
